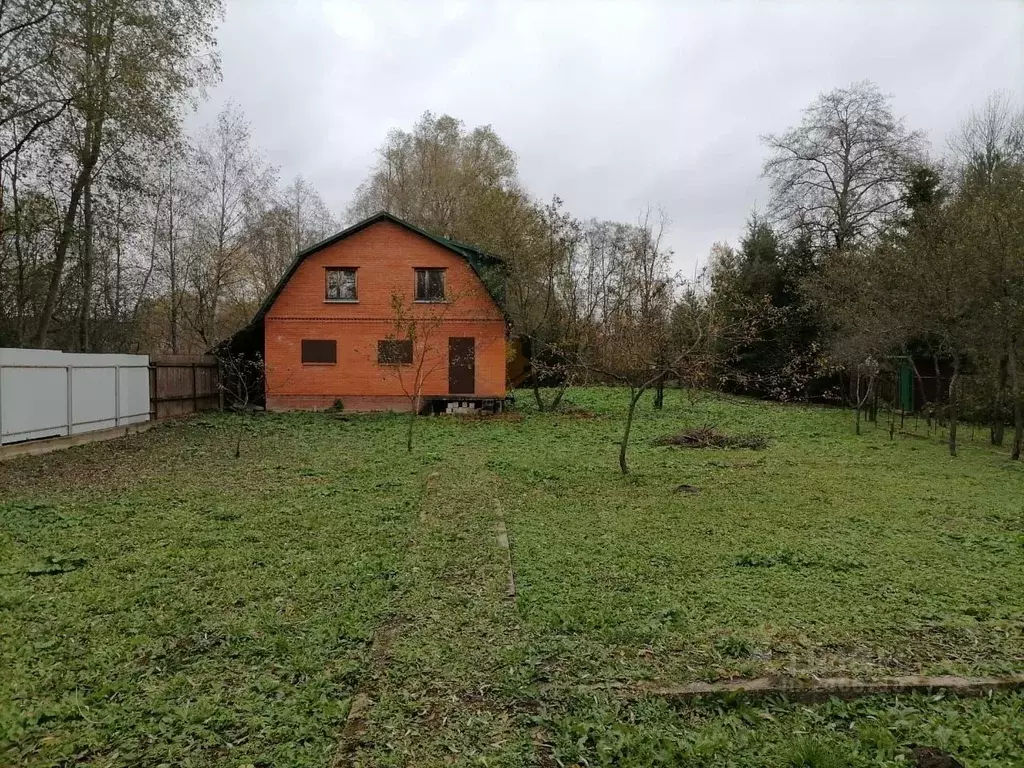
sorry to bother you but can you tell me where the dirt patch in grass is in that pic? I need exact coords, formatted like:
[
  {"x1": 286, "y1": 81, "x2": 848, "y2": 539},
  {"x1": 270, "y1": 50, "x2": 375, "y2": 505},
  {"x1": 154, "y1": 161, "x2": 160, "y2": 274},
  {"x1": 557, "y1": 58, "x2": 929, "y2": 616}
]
[
  {"x1": 655, "y1": 425, "x2": 769, "y2": 449},
  {"x1": 0, "y1": 433, "x2": 161, "y2": 494},
  {"x1": 333, "y1": 616, "x2": 405, "y2": 764},
  {"x1": 552, "y1": 403, "x2": 598, "y2": 418}
]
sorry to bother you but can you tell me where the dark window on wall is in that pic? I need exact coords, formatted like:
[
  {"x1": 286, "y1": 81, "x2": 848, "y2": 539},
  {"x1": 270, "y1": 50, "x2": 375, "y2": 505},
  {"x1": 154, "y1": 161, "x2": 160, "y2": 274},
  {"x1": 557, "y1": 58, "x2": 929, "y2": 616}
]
[
  {"x1": 301, "y1": 339, "x2": 337, "y2": 363},
  {"x1": 414, "y1": 268, "x2": 445, "y2": 302},
  {"x1": 378, "y1": 339, "x2": 413, "y2": 365},
  {"x1": 326, "y1": 268, "x2": 357, "y2": 301}
]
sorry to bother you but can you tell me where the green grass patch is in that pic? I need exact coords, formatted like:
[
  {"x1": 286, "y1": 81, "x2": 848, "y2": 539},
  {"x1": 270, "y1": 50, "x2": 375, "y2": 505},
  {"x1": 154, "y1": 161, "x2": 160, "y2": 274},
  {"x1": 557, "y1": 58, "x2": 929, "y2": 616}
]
[
  {"x1": 537, "y1": 691, "x2": 1024, "y2": 767},
  {"x1": 2, "y1": 389, "x2": 1022, "y2": 766}
]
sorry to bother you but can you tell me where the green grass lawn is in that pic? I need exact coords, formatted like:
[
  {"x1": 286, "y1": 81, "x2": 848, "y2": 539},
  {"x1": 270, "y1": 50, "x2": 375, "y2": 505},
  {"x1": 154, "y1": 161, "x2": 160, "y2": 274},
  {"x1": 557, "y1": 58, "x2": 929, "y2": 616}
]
[{"x1": 2, "y1": 388, "x2": 1023, "y2": 767}]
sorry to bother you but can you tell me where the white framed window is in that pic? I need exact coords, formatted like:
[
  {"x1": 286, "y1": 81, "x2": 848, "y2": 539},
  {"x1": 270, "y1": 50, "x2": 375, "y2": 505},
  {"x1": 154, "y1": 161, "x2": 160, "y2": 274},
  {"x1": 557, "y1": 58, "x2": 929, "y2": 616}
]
[
  {"x1": 414, "y1": 268, "x2": 445, "y2": 302},
  {"x1": 326, "y1": 267, "x2": 357, "y2": 301}
]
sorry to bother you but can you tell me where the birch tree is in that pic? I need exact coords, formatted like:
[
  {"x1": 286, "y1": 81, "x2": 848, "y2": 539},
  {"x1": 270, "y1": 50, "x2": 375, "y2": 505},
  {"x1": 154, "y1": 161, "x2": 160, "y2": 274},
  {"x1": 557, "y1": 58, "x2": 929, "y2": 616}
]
[{"x1": 188, "y1": 103, "x2": 276, "y2": 345}]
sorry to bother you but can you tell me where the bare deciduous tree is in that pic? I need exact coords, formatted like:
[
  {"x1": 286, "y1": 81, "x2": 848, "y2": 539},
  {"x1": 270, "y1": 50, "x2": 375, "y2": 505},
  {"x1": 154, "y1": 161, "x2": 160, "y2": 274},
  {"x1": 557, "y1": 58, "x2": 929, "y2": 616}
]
[
  {"x1": 762, "y1": 80, "x2": 924, "y2": 253},
  {"x1": 188, "y1": 103, "x2": 276, "y2": 346},
  {"x1": 216, "y1": 350, "x2": 265, "y2": 458},
  {"x1": 380, "y1": 291, "x2": 458, "y2": 453},
  {"x1": 499, "y1": 195, "x2": 581, "y2": 411},
  {"x1": 803, "y1": 242, "x2": 908, "y2": 435},
  {"x1": 949, "y1": 90, "x2": 1024, "y2": 186},
  {"x1": 569, "y1": 211, "x2": 765, "y2": 474}
]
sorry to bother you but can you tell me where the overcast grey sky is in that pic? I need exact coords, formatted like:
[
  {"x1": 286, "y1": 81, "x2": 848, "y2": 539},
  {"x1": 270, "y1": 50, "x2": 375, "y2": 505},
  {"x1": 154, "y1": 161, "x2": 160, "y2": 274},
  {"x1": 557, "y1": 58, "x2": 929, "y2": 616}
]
[{"x1": 201, "y1": 0, "x2": 1024, "y2": 273}]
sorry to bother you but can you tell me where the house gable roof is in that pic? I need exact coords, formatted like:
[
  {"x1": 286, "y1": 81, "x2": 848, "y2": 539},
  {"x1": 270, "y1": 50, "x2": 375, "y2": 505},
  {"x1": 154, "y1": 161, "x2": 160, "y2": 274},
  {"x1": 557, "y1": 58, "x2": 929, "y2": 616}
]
[{"x1": 248, "y1": 211, "x2": 506, "y2": 327}]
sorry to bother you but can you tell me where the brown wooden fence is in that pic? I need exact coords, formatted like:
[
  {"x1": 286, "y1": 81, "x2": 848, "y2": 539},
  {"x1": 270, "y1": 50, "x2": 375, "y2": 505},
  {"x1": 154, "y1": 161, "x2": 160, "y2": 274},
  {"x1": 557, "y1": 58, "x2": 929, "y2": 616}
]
[{"x1": 149, "y1": 354, "x2": 222, "y2": 420}]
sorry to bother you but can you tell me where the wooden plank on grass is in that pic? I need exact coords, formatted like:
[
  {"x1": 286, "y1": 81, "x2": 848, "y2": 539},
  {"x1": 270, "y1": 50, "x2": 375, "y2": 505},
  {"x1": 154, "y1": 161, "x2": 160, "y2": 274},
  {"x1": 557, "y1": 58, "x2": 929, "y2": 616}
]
[
  {"x1": 561, "y1": 673, "x2": 1024, "y2": 703},
  {"x1": 495, "y1": 500, "x2": 517, "y2": 599}
]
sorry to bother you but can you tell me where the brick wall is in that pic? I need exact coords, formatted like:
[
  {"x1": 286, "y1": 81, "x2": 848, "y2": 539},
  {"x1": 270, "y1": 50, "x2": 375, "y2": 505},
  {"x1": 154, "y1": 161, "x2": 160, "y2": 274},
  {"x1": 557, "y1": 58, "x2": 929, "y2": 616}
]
[{"x1": 264, "y1": 219, "x2": 506, "y2": 411}]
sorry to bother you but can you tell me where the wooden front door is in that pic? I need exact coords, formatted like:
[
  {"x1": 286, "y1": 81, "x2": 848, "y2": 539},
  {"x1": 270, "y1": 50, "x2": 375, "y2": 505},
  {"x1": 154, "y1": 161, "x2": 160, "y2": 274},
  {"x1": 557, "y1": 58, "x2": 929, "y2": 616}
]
[{"x1": 448, "y1": 337, "x2": 475, "y2": 395}]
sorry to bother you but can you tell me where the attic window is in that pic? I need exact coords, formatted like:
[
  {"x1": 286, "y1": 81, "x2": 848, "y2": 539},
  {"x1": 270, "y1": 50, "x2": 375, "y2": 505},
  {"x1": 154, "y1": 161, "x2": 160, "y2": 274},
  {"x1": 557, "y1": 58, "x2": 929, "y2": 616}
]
[
  {"x1": 415, "y1": 268, "x2": 445, "y2": 302},
  {"x1": 326, "y1": 268, "x2": 357, "y2": 301}
]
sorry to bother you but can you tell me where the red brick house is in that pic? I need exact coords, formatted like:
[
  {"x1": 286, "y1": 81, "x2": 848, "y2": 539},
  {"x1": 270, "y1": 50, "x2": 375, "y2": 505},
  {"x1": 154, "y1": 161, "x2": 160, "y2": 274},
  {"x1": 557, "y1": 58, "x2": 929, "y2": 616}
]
[{"x1": 234, "y1": 212, "x2": 508, "y2": 412}]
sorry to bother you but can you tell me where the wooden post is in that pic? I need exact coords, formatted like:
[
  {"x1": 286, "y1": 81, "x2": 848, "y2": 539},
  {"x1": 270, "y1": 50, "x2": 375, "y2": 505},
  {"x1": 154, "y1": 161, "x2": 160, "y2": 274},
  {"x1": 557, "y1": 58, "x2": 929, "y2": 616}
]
[
  {"x1": 148, "y1": 365, "x2": 157, "y2": 421},
  {"x1": 217, "y1": 358, "x2": 225, "y2": 411},
  {"x1": 191, "y1": 363, "x2": 198, "y2": 415}
]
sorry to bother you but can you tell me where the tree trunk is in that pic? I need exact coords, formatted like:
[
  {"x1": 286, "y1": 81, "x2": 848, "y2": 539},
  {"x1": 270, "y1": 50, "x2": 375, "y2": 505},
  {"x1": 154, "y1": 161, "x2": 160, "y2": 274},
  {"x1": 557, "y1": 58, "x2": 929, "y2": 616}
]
[
  {"x1": 168, "y1": 162, "x2": 179, "y2": 353},
  {"x1": 654, "y1": 374, "x2": 665, "y2": 410},
  {"x1": 33, "y1": 166, "x2": 91, "y2": 346},
  {"x1": 1010, "y1": 339, "x2": 1021, "y2": 461},
  {"x1": 948, "y1": 359, "x2": 960, "y2": 458},
  {"x1": 10, "y1": 156, "x2": 29, "y2": 345},
  {"x1": 909, "y1": 357, "x2": 927, "y2": 415},
  {"x1": 889, "y1": 385, "x2": 897, "y2": 440},
  {"x1": 33, "y1": 2, "x2": 113, "y2": 347},
  {"x1": 550, "y1": 382, "x2": 568, "y2": 411},
  {"x1": 531, "y1": 364, "x2": 544, "y2": 412},
  {"x1": 619, "y1": 389, "x2": 644, "y2": 475},
  {"x1": 407, "y1": 393, "x2": 419, "y2": 453},
  {"x1": 854, "y1": 374, "x2": 862, "y2": 435},
  {"x1": 79, "y1": 176, "x2": 95, "y2": 351},
  {"x1": 992, "y1": 354, "x2": 1008, "y2": 445}
]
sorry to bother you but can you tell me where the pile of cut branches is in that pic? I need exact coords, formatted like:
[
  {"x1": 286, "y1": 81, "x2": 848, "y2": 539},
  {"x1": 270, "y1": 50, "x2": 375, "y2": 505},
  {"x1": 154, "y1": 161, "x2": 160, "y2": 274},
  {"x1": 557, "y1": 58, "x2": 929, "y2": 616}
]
[{"x1": 655, "y1": 425, "x2": 769, "y2": 450}]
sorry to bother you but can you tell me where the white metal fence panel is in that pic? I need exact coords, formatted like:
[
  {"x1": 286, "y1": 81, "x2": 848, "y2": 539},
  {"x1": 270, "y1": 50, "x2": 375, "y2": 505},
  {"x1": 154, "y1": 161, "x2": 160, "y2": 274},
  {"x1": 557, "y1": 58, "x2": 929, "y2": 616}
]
[
  {"x1": 72, "y1": 366, "x2": 117, "y2": 433},
  {"x1": 0, "y1": 348, "x2": 150, "y2": 445},
  {"x1": 118, "y1": 365, "x2": 150, "y2": 428}
]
